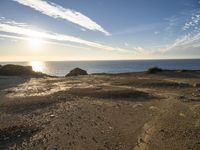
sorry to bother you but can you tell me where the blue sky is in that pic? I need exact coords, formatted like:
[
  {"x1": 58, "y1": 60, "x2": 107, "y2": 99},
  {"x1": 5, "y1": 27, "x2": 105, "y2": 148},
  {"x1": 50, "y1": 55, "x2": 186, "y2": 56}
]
[{"x1": 0, "y1": 0, "x2": 200, "y2": 61}]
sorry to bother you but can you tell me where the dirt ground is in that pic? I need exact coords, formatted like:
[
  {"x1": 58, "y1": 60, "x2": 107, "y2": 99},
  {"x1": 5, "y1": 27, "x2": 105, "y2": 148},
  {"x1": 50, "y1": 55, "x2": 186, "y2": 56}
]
[{"x1": 0, "y1": 71, "x2": 200, "y2": 150}]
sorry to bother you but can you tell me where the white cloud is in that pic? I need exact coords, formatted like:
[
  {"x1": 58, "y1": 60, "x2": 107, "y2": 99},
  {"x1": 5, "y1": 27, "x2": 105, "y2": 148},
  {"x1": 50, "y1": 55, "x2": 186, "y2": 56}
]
[
  {"x1": 0, "y1": 19, "x2": 129, "y2": 53},
  {"x1": 80, "y1": 28, "x2": 87, "y2": 32},
  {"x1": 124, "y1": 42, "x2": 129, "y2": 47},
  {"x1": 132, "y1": 47, "x2": 148, "y2": 54},
  {"x1": 0, "y1": 34, "x2": 88, "y2": 50},
  {"x1": 127, "y1": 32, "x2": 200, "y2": 55},
  {"x1": 113, "y1": 23, "x2": 162, "y2": 35},
  {"x1": 183, "y1": 10, "x2": 200, "y2": 31},
  {"x1": 12, "y1": 0, "x2": 110, "y2": 35},
  {"x1": 154, "y1": 31, "x2": 159, "y2": 35},
  {"x1": 165, "y1": 8, "x2": 200, "y2": 52},
  {"x1": 169, "y1": 33, "x2": 200, "y2": 50},
  {"x1": 149, "y1": 32, "x2": 200, "y2": 54},
  {"x1": 164, "y1": 16, "x2": 182, "y2": 32}
]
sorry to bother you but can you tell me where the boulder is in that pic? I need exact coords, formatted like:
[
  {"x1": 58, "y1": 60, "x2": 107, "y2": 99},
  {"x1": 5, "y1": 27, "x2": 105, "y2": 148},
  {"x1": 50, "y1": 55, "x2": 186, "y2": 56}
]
[
  {"x1": 0, "y1": 64, "x2": 34, "y2": 76},
  {"x1": 66, "y1": 68, "x2": 88, "y2": 76}
]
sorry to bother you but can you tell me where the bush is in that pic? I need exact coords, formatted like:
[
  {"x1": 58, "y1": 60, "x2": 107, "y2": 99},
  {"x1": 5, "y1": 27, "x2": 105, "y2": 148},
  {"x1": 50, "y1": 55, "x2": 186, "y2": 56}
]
[{"x1": 147, "y1": 67, "x2": 163, "y2": 74}]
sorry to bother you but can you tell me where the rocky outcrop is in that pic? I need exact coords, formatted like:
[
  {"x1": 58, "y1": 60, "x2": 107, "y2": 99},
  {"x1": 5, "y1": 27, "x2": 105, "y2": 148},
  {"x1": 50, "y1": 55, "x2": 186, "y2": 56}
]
[
  {"x1": 66, "y1": 68, "x2": 88, "y2": 76},
  {"x1": 0, "y1": 64, "x2": 34, "y2": 76}
]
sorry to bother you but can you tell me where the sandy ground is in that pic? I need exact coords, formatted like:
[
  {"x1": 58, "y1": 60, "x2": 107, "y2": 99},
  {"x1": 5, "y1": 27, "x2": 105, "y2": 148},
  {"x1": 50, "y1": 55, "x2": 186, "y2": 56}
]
[{"x1": 0, "y1": 71, "x2": 200, "y2": 150}]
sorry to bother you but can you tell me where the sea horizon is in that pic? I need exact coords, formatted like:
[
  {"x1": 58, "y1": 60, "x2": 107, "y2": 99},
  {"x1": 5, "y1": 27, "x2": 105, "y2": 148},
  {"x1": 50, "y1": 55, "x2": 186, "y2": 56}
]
[{"x1": 1, "y1": 59, "x2": 200, "y2": 76}]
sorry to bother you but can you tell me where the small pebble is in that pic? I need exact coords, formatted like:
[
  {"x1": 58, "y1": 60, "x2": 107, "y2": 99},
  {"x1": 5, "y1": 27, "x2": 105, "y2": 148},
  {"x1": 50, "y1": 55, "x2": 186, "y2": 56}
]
[{"x1": 50, "y1": 114, "x2": 56, "y2": 118}]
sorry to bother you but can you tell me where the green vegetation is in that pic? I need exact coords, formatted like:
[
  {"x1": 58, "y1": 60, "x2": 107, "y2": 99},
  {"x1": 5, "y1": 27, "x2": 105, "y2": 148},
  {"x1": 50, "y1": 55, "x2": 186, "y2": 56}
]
[{"x1": 147, "y1": 67, "x2": 163, "y2": 74}]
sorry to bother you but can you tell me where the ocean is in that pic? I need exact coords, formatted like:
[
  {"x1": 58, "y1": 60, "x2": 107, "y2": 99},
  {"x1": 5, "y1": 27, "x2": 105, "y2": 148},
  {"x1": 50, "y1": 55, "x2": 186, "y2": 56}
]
[{"x1": 1, "y1": 59, "x2": 200, "y2": 76}]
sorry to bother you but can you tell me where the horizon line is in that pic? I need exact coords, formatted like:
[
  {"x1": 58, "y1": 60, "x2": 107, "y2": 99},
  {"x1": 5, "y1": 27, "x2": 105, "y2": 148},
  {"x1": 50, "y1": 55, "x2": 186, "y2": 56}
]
[{"x1": 0, "y1": 58, "x2": 200, "y2": 62}]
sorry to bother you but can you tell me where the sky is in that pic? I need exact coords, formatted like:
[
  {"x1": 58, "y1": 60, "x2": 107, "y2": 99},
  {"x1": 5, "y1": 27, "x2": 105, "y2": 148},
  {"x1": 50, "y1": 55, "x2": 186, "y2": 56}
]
[{"x1": 0, "y1": 0, "x2": 200, "y2": 61}]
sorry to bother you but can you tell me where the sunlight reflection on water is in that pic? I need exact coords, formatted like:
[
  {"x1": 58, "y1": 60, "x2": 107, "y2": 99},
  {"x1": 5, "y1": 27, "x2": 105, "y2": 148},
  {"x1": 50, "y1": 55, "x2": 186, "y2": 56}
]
[{"x1": 30, "y1": 61, "x2": 45, "y2": 72}]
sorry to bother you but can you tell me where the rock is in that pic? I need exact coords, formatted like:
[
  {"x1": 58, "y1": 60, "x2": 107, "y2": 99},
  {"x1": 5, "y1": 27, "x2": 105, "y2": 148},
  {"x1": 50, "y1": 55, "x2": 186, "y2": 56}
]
[
  {"x1": 3, "y1": 137, "x2": 9, "y2": 140},
  {"x1": 193, "y1": 83, "x2": 200, "y2": 87},
  {"x1": 133, "y1": 104, "x2": 143, "y2": 108},
  {"x1": 0, "y1": 64, "x2": 33, "y2": 76},
  {"x1": 66, "y1": 68, "x2": 88, "y2": 76},
  {"x1": 108, "y1": 126, "x2": 113, "y2": 130},
  {"x1": 149, "y1": 106, "x2": 159, "y2": 111},
  {"x1": 179, "y1": 112, "x2": 185, "y2": 117},
  {"x1": 50, "y1": 114, "x2": 56, "y2": 118}
]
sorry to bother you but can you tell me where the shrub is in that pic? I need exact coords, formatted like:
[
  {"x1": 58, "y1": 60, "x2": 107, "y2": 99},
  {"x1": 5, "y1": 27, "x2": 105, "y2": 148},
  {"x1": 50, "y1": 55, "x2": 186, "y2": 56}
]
[
  {"x1": 147, "y1": 67, "x2": 163, "y2": 74},
  {"x1": 66, "y1": 68, "x2": 88, "y2": 76}
]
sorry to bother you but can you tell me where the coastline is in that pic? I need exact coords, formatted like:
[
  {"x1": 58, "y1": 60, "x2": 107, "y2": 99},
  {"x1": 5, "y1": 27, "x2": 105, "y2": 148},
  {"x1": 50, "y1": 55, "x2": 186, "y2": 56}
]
[
  {"x1": 0, "y1": 68, "x2": 200, "y2": 149},
  {"x1": 1, "y1": 59, "x2": 200, "y2": 76}
]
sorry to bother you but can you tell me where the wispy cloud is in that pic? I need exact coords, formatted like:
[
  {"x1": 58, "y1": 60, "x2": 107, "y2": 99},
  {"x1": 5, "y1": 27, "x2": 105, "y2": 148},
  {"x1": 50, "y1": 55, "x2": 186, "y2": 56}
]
[
  {"x1": 132, "y1": 47, "x2": 149, "y2": 54},
  {"x1": 154, "y1": 31, "x2": 159, "y2": 35},
  {"x1": 165, "y1": 7, "x2": 200, "y2": 52},
  {"x1": 113, "y1": 23, "x2": 162, "y2": 36},
  {"x1": 0, "y1": 34, "x2": 89, "y2": 50},
  {"x1": 0, "y1": 19, "x2": 129, "y2": 53},
  {"x1": 164, "y1": 15, "x2": 184, "y2": 32},
  {"x1": 124, "y1": 42, "x2": 129, "y2": 47},
  {"x1": 183, "y1": 10, "x2": 200, "y2": 31},
  {"x1": 129, "y1": 33, "x2": 200, "y2": 55},
  {"x1": 12, "y1": 0, "x2": 110, "y2": 35},
  {"x1": 164, "y1": 33, "x2": 200, "y2": 52}
]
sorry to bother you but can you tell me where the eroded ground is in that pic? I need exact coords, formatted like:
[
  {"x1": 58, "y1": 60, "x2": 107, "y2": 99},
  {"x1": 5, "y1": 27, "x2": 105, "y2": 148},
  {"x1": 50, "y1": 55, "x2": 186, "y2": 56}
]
[{"x1": 0, "y1": 71, "x2": 200, "y2": 150}]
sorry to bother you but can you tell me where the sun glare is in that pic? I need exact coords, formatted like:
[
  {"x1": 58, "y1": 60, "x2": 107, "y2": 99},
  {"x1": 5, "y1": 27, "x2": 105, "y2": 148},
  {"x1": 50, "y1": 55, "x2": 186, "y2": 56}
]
[
  {"x1": 28, "y1": 37, "x2": 42, "y2": 50},
  {"x1": 30, "y1": 61, "x2": 45, "y2": 72}
]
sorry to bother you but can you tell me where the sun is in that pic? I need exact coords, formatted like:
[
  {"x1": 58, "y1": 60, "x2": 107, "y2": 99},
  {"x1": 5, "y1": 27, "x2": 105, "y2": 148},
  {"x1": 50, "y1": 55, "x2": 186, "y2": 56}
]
[{"x1": 28, "y1": 37, "x2": 42, "y2": 50}]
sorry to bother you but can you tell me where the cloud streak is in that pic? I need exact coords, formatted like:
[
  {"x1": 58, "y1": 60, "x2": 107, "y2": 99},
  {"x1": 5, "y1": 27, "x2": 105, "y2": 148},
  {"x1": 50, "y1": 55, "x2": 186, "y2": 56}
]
[
  {"x1": 0, "y1": 34, "x2": 89, "y2": 50},
  {"x1": 165, "y1": 33, "x2": 200, "y2": 51},
  {"x1": 128, "y1": 32, "x2": 200, "y2": 55},
  {"x1": 12, "y1": 0, "x2": 110, "y2": 35},
  {"x1": 183, "y1": 10, "x2": 200, "y2": 31},
  {"x1": 0, "y1": 19, "x2": 129, "y2": 53},
  {"x1": 113, "y1": 23, "x2": 162, "y2": 36}
]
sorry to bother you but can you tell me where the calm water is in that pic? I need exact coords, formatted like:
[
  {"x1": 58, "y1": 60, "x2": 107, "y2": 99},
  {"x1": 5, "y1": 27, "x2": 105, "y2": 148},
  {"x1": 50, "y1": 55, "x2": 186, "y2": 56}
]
[{"x1": 1, "y1": 59, "x2": 200, "y2": 76}]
